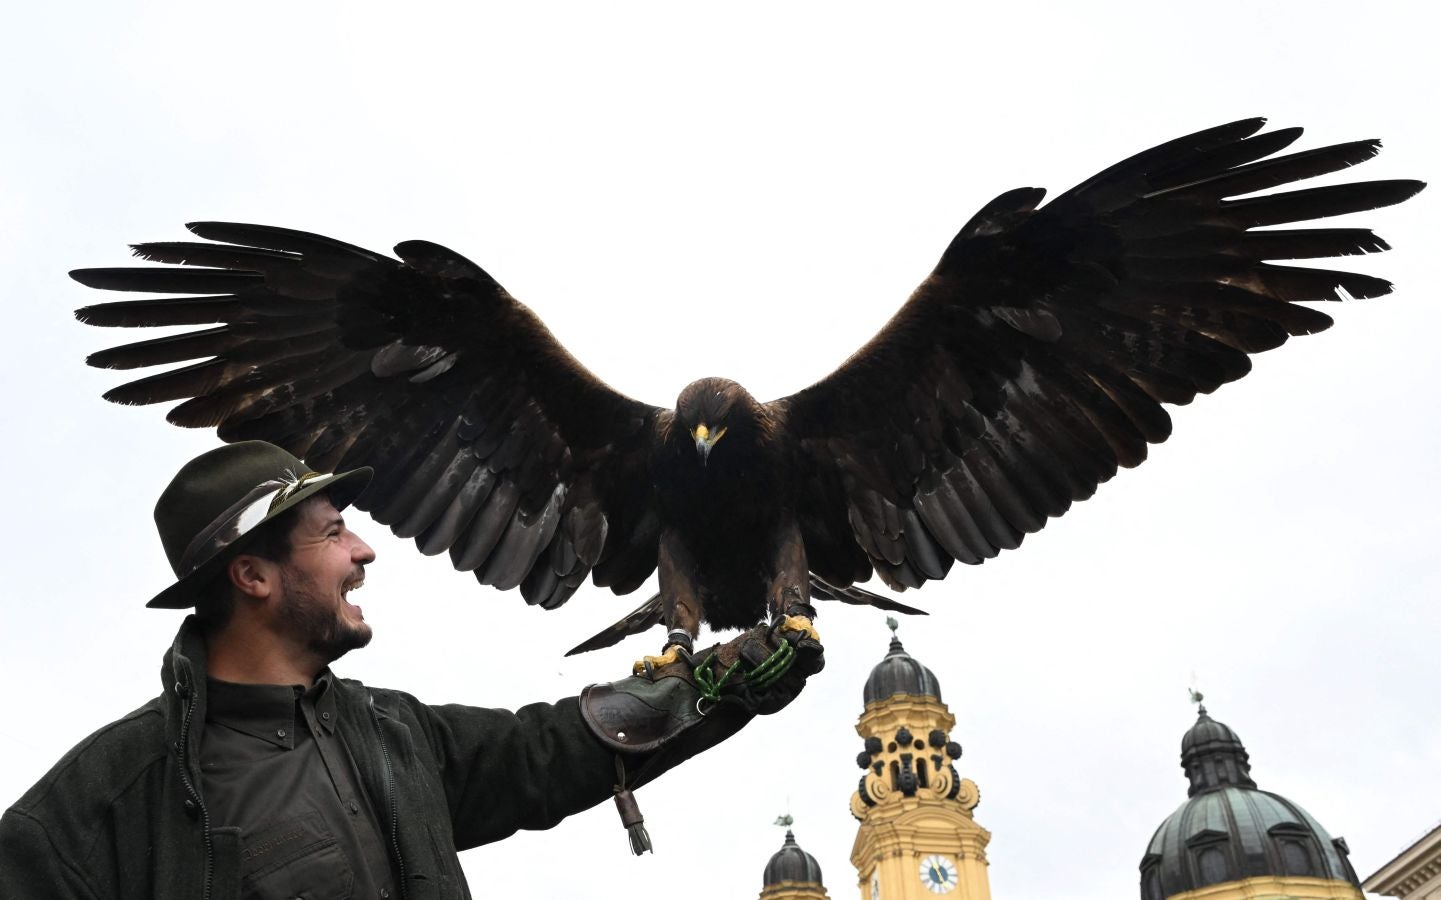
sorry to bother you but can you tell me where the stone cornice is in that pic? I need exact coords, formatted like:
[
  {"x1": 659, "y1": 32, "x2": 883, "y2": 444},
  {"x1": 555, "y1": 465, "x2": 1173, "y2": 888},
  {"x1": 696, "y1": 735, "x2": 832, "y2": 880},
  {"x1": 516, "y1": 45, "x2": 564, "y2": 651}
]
[
  {"x1": 856, "y1": 695, "x2": 956, "y2": 737},
  {"x1": 759, "y1": 880, "x2": 830, "y2": 899},
  {"x1": 1364, "y1": 824, "x2": 1441, "y2": 897},
  {"x1": 1167, "y1": 875, "x2": 1361, "y2": 900}
]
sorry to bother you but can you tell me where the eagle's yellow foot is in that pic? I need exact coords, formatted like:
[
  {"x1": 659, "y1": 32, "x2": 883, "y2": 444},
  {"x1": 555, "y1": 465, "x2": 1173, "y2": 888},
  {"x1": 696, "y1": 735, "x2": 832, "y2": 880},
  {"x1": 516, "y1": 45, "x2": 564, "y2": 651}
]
[
  {"x1": 633, "y1": 643, "x2": 686, "y2": 676},
  {"x1": 780, "y1": 614, "x2": 821, "y2": 643}
]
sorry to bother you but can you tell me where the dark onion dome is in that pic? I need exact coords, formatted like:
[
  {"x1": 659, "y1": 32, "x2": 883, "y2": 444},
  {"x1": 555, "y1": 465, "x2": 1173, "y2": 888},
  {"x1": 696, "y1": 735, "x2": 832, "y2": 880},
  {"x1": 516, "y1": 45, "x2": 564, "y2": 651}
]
[
  {"x1": 1139, "y1": 706, "x2": 1362, "y2": 900},
  {"x1": 764, "y1": 830, "x2": 825, "y2": 887},
  {"x1": 863, "y1": 630, "x2": 942, "y2": 704}
]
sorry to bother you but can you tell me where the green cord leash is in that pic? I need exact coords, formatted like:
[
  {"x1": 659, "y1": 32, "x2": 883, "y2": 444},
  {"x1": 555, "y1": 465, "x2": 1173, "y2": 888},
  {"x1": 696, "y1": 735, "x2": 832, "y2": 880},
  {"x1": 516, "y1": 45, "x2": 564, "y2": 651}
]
[
  {"x1": 693, "y1": 652, "x2": 741, "y2": 703},
  {"x1": 745, "y1": 638, "x2": 795, "y2": 690},
  {"x1": 692, "y1": 637, "x2": 797, "y2": 704}
]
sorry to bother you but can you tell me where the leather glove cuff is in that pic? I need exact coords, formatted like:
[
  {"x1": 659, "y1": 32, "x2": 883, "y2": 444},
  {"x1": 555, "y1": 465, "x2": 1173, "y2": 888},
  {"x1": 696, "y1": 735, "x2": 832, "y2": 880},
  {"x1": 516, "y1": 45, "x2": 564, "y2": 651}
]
[
  {"x1": 577, "y1": 622, "x2": 823, "y2": 855},
  {"x1": 580, "y1": 669, "x2": 750, "y2": 855},
  {"x1": 579, "y1": 668, "x2": 749, "y2": 781},
  {"x1": 578, "y1": 621, "x2": 822, "y2": 781}
]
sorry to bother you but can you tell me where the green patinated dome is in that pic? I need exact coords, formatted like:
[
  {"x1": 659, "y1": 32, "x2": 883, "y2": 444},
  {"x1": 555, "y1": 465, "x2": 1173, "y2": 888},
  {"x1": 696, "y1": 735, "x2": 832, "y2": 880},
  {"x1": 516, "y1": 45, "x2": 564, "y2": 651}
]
[{"x1": 1138, "y1": 707, "x2": 1361, "y2": 900}]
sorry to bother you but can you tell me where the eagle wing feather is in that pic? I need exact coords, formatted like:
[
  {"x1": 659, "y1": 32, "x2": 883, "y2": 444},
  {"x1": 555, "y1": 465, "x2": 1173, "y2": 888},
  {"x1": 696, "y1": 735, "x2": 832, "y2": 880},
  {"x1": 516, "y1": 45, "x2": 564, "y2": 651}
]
[
  {"x1": 75, "y1": 223, "x2": 664, "y2": 608},
  {"x1": 774, "y1": 119, "x2": 1423, "y2": 593}
]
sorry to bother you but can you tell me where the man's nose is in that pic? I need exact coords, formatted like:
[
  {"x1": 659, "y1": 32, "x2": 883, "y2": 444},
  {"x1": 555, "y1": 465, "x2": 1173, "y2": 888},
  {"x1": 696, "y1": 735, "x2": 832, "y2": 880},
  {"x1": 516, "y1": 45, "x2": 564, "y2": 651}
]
[{"x1": 352, "y1": 535, "x2": 376, "y2": 564}]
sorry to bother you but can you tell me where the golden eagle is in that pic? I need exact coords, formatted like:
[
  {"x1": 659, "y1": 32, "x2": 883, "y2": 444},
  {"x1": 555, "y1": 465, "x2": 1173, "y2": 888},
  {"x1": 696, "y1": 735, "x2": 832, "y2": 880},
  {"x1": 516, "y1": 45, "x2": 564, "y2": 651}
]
[{"x1": 74, "y1": 119, "x2": 1422, "y2": 660}]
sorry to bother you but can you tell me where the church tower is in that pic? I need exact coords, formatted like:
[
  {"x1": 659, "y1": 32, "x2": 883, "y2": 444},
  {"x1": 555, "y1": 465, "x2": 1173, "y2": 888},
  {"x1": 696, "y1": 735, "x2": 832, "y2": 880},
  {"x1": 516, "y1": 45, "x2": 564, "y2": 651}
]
[
  {"x1": 849, "y1": 622, "x2": 992, "y2": 900},
  {"x1": 1139, "y1": 700, "x2": 1364, "y2": 900}
]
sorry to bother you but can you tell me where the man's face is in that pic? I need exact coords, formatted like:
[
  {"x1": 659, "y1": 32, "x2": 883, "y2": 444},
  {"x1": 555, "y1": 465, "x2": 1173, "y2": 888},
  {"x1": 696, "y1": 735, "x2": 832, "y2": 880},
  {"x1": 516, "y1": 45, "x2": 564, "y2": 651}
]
[{"x1": 274, "y1": 496, "x2": 377, "y2": 663}]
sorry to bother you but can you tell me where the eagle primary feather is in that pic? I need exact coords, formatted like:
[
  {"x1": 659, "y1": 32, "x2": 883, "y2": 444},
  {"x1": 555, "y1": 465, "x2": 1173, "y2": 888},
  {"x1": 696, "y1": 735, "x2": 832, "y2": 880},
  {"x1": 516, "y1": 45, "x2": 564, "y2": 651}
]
[{"x1": 73, "y1": 119, "x2": 1424, "y2": 653}]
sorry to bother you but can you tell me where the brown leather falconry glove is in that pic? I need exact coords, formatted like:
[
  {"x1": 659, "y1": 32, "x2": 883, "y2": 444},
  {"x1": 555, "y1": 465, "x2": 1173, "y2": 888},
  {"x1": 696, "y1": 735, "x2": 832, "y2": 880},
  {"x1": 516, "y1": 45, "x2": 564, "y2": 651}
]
[{"x1": 579, "y1": 621, "x2": 824, "y2": 854}]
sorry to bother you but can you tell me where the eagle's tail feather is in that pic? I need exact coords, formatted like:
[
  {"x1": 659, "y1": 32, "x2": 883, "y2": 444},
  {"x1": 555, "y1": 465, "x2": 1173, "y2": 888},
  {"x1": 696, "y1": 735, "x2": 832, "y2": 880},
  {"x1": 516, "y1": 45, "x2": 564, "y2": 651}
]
[
  {"x1": 564, "y1": 594, "x2": 664, "y2": 657},
  {"x1": 807, "y1": 576, "x2": 929, "y2": 616}
]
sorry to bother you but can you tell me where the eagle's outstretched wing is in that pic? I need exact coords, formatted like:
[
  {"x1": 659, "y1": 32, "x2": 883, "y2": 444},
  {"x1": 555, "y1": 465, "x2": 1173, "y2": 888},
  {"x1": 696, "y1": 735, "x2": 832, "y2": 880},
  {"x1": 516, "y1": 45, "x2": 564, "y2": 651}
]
[
  {"x1": 75, "y1": 224, "x2": 665, "y2": 607},
  {"x1": 773, "y1": 119, "x2": 1423, "y2": 592}
]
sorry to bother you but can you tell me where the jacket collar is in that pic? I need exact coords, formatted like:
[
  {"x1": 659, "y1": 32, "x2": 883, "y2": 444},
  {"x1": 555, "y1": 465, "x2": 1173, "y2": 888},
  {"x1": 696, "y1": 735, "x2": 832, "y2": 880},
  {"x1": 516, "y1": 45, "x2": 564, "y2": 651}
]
[
  {"x1": 161, "y1": 617, "x2": 365, "y2": 743},
  {"x1": 157, "y1": 617, "x2": 389, "y2": 784},
  {"x1": 161, "y1": 615, "x2": 208, "y2": 699},
  {"x1": 159, "y1": 616, "x2": 211, "y2": 783}
]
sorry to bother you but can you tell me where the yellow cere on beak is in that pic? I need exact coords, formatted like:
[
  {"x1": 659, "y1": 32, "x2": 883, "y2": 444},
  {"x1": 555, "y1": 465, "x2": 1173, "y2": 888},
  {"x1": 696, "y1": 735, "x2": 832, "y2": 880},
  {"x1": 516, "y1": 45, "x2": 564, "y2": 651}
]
[
  {"x1": 691, "y1": 424, "x2": 727, "y2": 466},
  {"x1": 691, "y1": 424, "x2": 727, "y2": 444}
]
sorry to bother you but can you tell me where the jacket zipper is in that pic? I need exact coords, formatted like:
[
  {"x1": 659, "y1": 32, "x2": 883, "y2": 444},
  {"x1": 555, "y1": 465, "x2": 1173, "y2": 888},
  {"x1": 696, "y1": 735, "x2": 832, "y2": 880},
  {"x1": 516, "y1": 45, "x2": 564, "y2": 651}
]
[
  {"x1": 369, "y1": 696, "x2": 409, "y2": 900},
  {"x1": 175, "y1": 683, "x2": 214, "y2": 900}
]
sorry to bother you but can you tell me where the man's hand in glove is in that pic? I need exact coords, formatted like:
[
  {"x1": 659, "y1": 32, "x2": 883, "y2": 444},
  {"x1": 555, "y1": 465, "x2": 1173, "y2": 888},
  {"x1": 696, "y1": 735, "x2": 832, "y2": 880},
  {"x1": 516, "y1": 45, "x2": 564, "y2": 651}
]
[
  {"x1": 579, "y1": 621, "x2": 825, "y2": 853},
  {"x1": 684, "y1": 619, "x2": 825, "y2": 716}
]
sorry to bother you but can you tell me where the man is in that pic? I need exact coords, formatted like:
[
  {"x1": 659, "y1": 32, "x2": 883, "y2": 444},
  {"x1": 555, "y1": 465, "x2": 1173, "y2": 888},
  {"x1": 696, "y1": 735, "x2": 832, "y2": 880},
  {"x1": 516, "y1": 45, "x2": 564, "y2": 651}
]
[{"x1": 0, "y1": 441, "x2": 821, "y2": 898}]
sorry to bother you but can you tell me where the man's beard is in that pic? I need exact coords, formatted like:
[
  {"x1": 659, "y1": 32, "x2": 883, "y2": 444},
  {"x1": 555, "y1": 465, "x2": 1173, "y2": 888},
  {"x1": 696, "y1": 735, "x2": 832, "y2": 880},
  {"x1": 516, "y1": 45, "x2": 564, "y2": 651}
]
[{"x1": 277, "y1": 563, "x2": 372, "y2": 663}]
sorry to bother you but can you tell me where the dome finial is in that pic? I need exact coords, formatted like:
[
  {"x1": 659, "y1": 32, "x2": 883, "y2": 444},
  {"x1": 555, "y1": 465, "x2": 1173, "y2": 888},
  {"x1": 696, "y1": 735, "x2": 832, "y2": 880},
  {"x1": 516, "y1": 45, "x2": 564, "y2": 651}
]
[
  {"x1": 1188, "y1": 686, "x2": 1206, "y2": 717},
  {"x1": 762, "y1": 814, "x2": 823, "y2": 887},
  {"x1": 885, "y1": 616, "x2": 905, "y2": 654}
]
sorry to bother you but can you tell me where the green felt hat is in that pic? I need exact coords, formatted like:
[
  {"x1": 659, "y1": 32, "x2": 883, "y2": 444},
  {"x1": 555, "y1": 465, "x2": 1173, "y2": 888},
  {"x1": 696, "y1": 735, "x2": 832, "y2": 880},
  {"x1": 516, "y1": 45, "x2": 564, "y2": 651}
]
[{"x1": 147, "y1": 441, "x2": 372, "y2": 609}]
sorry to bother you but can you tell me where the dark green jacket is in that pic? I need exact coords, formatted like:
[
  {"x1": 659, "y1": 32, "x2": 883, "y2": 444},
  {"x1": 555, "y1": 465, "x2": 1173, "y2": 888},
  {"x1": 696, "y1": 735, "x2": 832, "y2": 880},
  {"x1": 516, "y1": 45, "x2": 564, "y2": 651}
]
[{"x1": 0, "y1": 619, "x2": 622, "y2": 899}]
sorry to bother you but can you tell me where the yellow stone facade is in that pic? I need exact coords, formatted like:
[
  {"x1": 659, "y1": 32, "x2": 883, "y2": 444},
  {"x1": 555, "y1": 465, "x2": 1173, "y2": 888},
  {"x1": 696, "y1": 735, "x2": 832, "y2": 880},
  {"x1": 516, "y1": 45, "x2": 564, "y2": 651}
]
[
  {"x1": 849, "y1": 693, "x2": 991, "y2": 900},
  {"x1": 1163, "y1": 875, "x2": 1362, "y2": 900}
]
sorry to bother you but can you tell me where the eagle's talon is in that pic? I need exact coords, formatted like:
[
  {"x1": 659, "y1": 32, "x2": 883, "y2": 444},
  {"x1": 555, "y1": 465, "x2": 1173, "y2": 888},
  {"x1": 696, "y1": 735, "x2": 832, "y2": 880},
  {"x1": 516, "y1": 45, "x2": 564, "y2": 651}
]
[
  {"x1": 779, "y1": 614, "x2": 821, "y2": 644},
  {"x1": 632, "y1": 641, "x2": 690, "y2": 676}
]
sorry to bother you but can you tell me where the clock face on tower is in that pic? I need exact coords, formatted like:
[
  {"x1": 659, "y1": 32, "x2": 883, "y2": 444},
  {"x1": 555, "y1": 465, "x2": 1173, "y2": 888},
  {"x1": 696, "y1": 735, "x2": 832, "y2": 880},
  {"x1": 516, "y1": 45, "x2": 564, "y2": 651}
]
[{"x1": 919, "y1": 855, "x2": 959, "y2": 894}]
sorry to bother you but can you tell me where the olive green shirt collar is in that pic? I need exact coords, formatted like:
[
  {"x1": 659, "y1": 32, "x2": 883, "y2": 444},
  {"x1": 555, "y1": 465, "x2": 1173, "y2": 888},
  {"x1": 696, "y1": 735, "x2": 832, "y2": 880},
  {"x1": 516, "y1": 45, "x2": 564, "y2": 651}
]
[{"x1": 204, "y1": 669, "x2": 339, "y2": 748}]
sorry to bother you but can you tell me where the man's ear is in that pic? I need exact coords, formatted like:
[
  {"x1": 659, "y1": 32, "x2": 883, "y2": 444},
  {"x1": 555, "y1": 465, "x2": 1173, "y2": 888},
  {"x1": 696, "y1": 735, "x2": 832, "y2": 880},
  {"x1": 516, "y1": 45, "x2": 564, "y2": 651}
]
[{"x1": 228, "y1": 553, "x2": 278, "y2": 601}]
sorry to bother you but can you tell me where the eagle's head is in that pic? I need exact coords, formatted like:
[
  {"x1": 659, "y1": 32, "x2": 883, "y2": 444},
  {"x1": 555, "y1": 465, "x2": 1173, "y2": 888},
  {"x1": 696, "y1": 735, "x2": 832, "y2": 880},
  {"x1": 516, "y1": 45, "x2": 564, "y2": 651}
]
[{"x1": 674, "y1": 377, "x2": 762, "y2": 467}]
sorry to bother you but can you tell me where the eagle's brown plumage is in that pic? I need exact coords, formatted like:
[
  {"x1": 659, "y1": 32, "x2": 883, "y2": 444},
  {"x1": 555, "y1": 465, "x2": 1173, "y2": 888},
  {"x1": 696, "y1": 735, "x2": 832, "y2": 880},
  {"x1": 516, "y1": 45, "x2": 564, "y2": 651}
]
[{"x1": 73, "y1": 119, "x2": 1424, "y2": 654}]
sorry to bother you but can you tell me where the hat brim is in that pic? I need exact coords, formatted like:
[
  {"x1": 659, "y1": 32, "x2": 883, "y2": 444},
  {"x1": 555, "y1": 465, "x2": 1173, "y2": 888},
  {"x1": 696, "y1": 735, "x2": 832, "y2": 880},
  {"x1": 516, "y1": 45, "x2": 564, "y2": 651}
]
[{"x1": 146, "y1": 465, "x2": 373, "y2": 609}]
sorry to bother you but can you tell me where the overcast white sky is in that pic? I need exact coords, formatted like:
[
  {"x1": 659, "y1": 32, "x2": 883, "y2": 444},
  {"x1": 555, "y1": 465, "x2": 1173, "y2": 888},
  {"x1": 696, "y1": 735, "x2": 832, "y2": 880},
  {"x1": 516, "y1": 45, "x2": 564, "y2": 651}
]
[{"x1": 2, "y1": 3, "x2": 1437, "y2": 899}]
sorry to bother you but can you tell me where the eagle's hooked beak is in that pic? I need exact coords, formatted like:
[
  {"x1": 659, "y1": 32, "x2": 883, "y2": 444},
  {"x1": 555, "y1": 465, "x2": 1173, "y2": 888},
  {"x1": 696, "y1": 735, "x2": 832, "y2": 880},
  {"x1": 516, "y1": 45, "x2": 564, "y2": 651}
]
[{"x1": 692, "y1": 423, "x2": 727, "y2": 467}]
